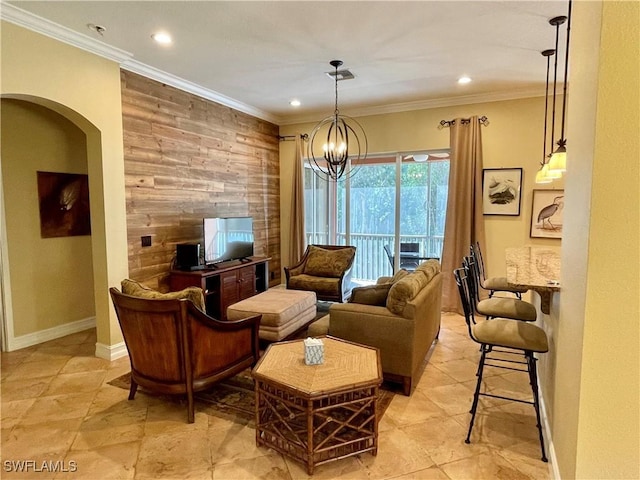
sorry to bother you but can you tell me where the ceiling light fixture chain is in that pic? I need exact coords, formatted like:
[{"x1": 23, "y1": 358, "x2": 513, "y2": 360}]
[
  {"x1": 332, "y1": 60, "x2": 341, "y2": 117},
  {"x1": 308, "y1": 60, "x2": 368, "y2": 181},
  {"x1": 549, "y1": 0, "x2": 572, "y2": 173},
  {"x1": 548, "y1": 14, "x2": 567, "y2": 160},
  {"x1": 536, "y1": 1, "x2": 571, "y2": 183},
  {"x1": 542, "y1": 49, "x2": 555, "y2": 164},
  {"x1": 535, "y1": 48, "x2": 558, "y2": 184}
]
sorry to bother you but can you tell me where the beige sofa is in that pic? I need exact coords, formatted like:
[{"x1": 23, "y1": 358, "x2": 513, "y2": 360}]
[{"x1": 325, "y1": 260, "x2": 442, "y2": 395}]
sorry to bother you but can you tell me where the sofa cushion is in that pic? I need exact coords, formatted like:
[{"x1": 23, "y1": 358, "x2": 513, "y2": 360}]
[
  {"x1": 304, "y1": 245, "x2": 354, "y2": 278},
  {"x1": 288, "y1": 274, "x2": 341, "y2": 296},
  {"x1": 386, "y1": 272, "x2": 429, "y2": 315},
  {"x1": 352, "y1": 268, "x2": 410, "y2": 306},
  {"x1": 349, "y1": 283, "x2": 393, "y2": 306},
  {"x1": 415, "y1": 259, "x2": 441, "y2": 283},
  {"x1": 376, "y1": 268, "x2": 409, "y2": 286},
  {"x1": 121, "y1": 279, "x2": 205, "y2": 311},
  {"x1": 388, "y1": 268, "x2": 410, "y2": 284}
]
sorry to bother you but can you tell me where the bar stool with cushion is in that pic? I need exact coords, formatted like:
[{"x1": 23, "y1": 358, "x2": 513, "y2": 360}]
[
  {"x1": 454, "y1": 266, "x2": 549, "y2": 462},
  {"x1": 463, "y1": 256, "x2": 537, "y2": 322},
  {"x1": 471, "y1": 242, "x2": 528, "y2": 299}
]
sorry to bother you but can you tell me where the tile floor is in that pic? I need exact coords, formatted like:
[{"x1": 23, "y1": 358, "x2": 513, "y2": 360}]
[{"x1": 1, "y1": 313, "x2": 552, "y2": 479}]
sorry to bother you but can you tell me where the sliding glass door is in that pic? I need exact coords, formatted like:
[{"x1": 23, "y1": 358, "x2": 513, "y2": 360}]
[
  {"x1": 398, "y1": 155, "x2": 449, "y2": 271},
  {"x1": 304, "y1": 152, "x2": 449, "y2": 283},
  {"x1": 347, "y1": 159, "x2": 396, "y2": 280}
]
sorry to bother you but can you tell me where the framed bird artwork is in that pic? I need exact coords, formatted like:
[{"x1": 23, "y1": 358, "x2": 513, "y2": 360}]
[
  {"x1": 530, "y1": 189, "x2": 564, "y2": 239},
  {"x1": 482, "y1": 168, "x2": 523, "y2": 215}
]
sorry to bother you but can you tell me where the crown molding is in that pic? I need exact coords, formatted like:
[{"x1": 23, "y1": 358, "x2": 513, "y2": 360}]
[
  {"x1": 1, "y1": 2, "x2": 277, "y2": 124},
  {"x1": 2, "y1": 2, "x2": 546, "y2": 127},
  {"x1": 120, "y1": 60, "x2": 279, "y2": 124},
  {"x1": 0, "y1": 2, "x2": 133, "y2": 63},
  {"x1": 278, "y1": 88, "x2": 547, "y2": 126}
]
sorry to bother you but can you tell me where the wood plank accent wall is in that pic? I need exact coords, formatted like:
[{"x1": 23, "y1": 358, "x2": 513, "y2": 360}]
[{"x1": 120, "y1": 71, "x2": 281, "y2": 291}]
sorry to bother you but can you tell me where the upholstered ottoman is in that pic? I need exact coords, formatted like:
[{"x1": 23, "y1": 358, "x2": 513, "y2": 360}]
[{"x1": 226, "y1": 289, "x2": 317, "y2": 342}]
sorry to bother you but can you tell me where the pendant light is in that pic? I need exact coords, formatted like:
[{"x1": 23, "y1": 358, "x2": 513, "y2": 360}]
[
  {"x1": 535, "y1": 49, "x2": 557, "y2": 184},
  {"x1": 549, "y1": 0, "x2": 572, "y2": 173},
  {"x1": 307, "y1": 60, "x2": 367, "y2": 181},
  {"x1": 535, "y1": 14, "x2": 566, "y2": 184}
]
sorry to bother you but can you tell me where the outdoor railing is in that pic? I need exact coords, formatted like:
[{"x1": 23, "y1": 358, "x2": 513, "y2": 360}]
[{"x1": 306, "y1": 233, "x2": 444, "y2": 282}]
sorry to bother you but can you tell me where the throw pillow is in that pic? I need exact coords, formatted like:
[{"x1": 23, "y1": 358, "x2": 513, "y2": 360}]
[
  {"x1": 415, "y1": 259, "x2": 441, "y2": 283},
  {"x1": 304, "y1": 245, "x2": 355, "y2": 278},
  {"x1": 388, "y1": 268, "x2": 410, "y2": 284},
  {"x1": 375, "y1": 268, "x2": 409, "y2": 286},
  {"x1": 349, "y1": 283, "x2": 393, "y2": 306},
  {"x1": 121, "y1": 279, "x2": 205, "y2": 311},
  {"x1": 386, "y1": 272, "x2": 429, "y2": 315}
]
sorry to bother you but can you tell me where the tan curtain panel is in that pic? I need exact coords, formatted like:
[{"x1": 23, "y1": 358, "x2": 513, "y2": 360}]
[
  {"x1": 288, "y1": 135, "x2": 306, "y2": 264},
  {"x1": 440, "y1": 116, "x2": 486, "y2": 313}
]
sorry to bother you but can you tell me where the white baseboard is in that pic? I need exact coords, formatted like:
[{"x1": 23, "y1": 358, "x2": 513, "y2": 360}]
[
  {"x1": 95, "y1": 341, "x2": 128, "y2": 361},
  {"x1": 539, "y1": 384, "x2": 561, "y2": 479},
  {"x1": 8, "y1": 316, "x2": 96, "y2": 351}
]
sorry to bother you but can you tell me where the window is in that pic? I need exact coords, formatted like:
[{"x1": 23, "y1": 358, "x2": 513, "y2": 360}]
[
  {"x1": 304, "y1": 167, "x2": 329, "y2": 245},
  {"x1": 304, "y1": 152, "x2": 449, "y2": 283}
]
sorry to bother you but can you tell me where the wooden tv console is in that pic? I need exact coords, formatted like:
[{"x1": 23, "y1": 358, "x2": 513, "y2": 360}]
[{"x1": 169, "y1": 257, "x2": 270, "y2": 320}]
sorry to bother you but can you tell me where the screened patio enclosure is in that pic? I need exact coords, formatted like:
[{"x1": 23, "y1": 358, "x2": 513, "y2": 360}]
[{"x1": 304, "y1": 152, "x2": 450, "y2": 283}]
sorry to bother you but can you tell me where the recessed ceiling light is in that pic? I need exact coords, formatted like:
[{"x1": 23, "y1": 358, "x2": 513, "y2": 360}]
[
  {"x1": 290, "y1": 99, "x2": 301, "y2": 107},
  {"x1": 458, "y1": 76, "x2": 472, "y2": 84},
  {"x1": 151, "y1": 32, "x2": 172, "y2": 45}
]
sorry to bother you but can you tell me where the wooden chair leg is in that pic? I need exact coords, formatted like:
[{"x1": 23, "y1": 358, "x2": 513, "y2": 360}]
[
  {"x1": 128, "y1": 377, "x2": 138, "y2": 400},
  {"x1": 187, "y1": 391, "x2": 195, "y2": 423},
  {"x1": 402, "y1": 376, "x2": 412, "y2": 396}
]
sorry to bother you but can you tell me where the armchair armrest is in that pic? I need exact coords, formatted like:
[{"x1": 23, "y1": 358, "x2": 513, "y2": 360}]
[
  {"x1": 338, "y1": 259, "x2": 356, "y2": 301},
  {"x1": 284, "y1": 254, "x2": 307, "y2": 283},
  {"x1": 186, "y1": 302, "x2": 261, "y2": 378},
  {"x1": 187, "y1": 302, "x2": 261, "y2": 332}
]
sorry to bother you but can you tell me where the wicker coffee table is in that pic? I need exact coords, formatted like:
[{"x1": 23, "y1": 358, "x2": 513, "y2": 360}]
[{"x1": 251, "y1": 336, "x2": 382, "y2": 474}]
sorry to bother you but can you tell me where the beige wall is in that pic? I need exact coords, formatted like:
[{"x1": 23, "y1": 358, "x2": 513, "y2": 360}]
[
  {"x1": 279, "y1": 97, "x2": 565, "y2": 278},
  {"x1": 1, "y1": 22, "x2": 128, "y2": 350},
  {"x1": 558, "y1": 1, "x2": 639, "y2": 478},
  {"x1": 1, "y1": 100, "x2": 95, "y2": 336},
  {"x1": 550, "y1": 1, "x2": 600, "y2": 476}
]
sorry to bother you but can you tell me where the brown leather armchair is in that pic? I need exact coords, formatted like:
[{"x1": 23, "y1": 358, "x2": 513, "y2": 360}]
[
  {"x1": 109, "y1": 287, "x2": 261, "y2": 423},
  {"x1": 284, "y1": 244, "x2": 356, "y2": 303}
]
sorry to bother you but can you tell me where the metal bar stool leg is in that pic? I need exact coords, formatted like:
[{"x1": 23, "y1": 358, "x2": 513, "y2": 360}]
[
  {"x1": 466, "y1": 345, "x2": 488, "y2": 444},
  {"x1": 527, "y1": 352, "x2": 548, "y2": 462}
]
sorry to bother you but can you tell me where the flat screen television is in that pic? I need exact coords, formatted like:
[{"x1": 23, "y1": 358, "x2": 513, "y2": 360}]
[{"x1": 203, "y1": 217, "x2": 254, "y2": 265}]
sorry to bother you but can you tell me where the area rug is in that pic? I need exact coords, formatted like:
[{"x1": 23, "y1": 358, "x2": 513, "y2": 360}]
[{"x1": 108, "y1": 368, "x2": 395, "y2": 423}]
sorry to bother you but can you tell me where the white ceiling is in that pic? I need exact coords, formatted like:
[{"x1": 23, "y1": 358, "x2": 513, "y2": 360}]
[{"x1": 4, "y1": 1, "x2": 569, "y2": 125}]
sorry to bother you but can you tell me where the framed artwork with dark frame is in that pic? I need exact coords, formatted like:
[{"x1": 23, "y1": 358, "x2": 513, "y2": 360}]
[
  {"x1": 37, "y1": 171, "x2": 91, "y2": 238},
  {"x1": 530, "y1": 189, "x2": 564, "y2": 239},
  {"x1": 482, "y1": 168, "x2": 523, "y2": 216}
]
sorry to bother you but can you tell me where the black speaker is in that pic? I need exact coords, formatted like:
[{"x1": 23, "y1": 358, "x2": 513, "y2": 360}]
[{"x1": 176, "y1": 243, "x2": 201, "y2": 270}]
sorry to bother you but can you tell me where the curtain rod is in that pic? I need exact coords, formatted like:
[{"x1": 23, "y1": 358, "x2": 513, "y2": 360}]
[
  {"x1": 278, "y1": 134, "x2": 309, "y2": 141},
  {"x1": 438, "y1": 116, "x2": 489, "y2": 129}
]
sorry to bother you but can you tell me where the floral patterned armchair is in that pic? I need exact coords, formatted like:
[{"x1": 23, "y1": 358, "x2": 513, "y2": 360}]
[{"x1": 284, "y1": 245, "x2": 357, "y2": 303}]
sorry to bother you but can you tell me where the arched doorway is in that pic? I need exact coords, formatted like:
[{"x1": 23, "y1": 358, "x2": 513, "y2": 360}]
[{"x1": 1, "y1": 95, "x2": 105, "y2": 353}]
